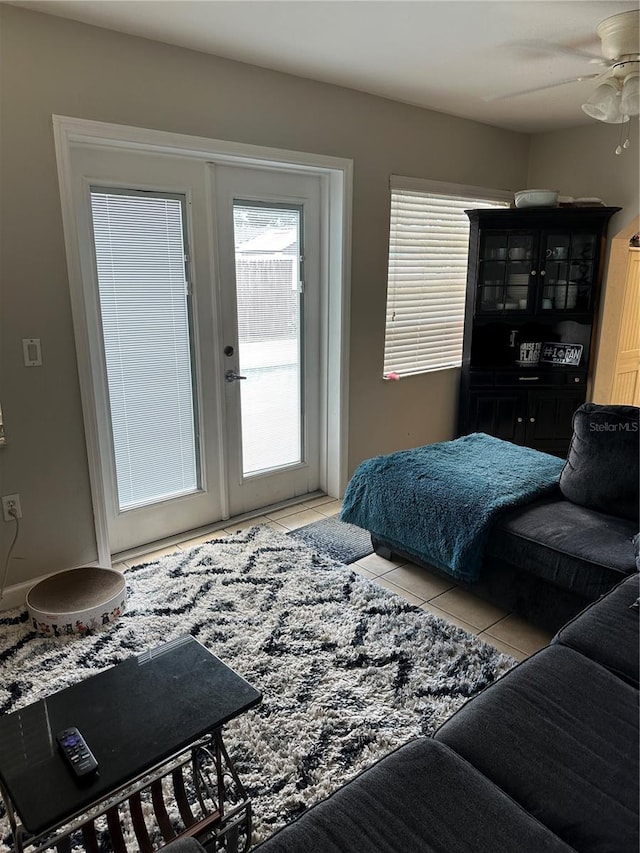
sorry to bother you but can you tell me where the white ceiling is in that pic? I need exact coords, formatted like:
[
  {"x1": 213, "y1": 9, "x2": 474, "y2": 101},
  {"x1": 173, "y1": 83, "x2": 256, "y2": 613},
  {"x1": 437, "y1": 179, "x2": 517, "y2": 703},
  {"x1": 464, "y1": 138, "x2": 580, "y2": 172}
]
[{"x1": 10, "y1": 0, "x2": 640, "y2": 132}]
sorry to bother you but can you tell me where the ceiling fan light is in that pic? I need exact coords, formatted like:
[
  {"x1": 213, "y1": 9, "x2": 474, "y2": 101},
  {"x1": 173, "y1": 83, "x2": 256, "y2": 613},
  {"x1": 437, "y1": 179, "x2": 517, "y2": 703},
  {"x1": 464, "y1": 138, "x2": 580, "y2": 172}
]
[
  {"x1": 581, "y1": 79, "x2": 624, "y2": 123},
  {"x1": 621, "y1": 72, "x2": 640, "y2": 116}
]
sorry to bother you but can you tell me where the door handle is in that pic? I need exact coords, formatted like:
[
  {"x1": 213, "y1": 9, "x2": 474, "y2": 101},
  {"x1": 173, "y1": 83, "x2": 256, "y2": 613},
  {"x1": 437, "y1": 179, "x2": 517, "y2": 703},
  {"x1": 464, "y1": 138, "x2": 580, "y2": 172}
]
[{"x1": 225, "y1": 370, "x2": 247, "y2": 383}]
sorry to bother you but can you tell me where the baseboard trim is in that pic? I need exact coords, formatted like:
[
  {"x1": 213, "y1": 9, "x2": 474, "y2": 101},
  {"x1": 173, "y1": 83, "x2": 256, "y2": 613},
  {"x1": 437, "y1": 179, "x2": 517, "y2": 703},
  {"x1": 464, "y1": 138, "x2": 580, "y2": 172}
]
[
  {"x1": 0, "y1": 562, "x2": 102, "y2": 613},
  {"x1": 0, "y1": 577, "x2": 37, "y2": 612},
  {"x1": 112, "y1": 492, "x2": 328, "y2": 564}
]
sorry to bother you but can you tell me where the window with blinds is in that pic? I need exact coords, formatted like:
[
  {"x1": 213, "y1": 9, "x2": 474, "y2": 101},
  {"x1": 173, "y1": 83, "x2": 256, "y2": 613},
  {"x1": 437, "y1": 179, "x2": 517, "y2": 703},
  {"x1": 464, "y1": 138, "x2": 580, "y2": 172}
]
[
  {"x1": 90, "y1": 189, "x2": 199, "y2": 510},
  {"x1": 383, "y1": 178, "x2": 511, "y2": 377}
]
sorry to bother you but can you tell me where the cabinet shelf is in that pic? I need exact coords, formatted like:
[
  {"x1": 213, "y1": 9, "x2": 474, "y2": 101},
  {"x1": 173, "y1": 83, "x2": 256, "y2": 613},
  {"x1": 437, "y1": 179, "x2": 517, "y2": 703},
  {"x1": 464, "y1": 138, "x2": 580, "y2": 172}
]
[{"x1": 474, "y1": 310, "x2": 593, "y2": 320}]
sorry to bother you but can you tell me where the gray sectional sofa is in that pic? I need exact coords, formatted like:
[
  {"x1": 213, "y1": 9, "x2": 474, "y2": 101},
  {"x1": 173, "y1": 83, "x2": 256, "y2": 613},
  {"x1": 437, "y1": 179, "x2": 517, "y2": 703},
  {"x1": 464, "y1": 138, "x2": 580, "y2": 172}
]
[
  {"x1": 168, "y1": 572, "x2": 639, "y2": 852},
  {"x1": 372, "y1": 403, "x2": 640, "y2": 631}
]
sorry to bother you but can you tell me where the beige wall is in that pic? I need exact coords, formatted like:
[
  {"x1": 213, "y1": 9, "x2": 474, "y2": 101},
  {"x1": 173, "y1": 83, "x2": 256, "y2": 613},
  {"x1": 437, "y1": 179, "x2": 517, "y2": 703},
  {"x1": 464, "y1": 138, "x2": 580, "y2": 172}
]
[
  {"x1": 528, "y1": 123, "x2": 640, "y2": 236},
  {"x1": 0, "y1": 4, "x2": 577, "y2": 590}
]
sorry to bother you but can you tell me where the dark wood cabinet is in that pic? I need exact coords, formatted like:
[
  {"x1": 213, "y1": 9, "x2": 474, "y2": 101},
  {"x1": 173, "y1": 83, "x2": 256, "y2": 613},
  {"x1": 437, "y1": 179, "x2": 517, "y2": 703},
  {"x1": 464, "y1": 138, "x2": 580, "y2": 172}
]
[
  {"x1": 468, "y1": 391, "x2": 525, "y2": 444},
  {"x1": 458, "y1": 207, "x2": 620, "y2": 456},
  {"x1": 524, "y1": 389, "x2": 586, "y2": 452}
]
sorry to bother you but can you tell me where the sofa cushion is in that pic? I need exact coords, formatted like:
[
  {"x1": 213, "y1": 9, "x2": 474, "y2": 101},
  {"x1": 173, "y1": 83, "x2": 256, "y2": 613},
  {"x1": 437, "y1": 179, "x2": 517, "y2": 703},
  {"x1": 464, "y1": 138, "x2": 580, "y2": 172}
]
[
  {"x1": 553, "y1": 573, "x2": 640, "y2": 687},
  {"x1": 254, "y1": 738, "x2": 574, "y2": 853},
  {"x1": 486, "y1": 497, "x2": 637, "y2": 598},
  {"x1": 559, "y1": 403, "x2": 639, "y2": 521},
  {"x1": 435, "y1": 646, "x2": 639, "y2": 853}
]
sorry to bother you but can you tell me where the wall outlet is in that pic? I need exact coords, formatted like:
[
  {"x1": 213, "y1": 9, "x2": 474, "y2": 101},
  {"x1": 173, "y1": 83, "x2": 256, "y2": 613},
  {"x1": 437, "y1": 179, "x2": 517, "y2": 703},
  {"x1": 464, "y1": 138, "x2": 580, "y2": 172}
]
[
  {"x1": 2, "y1": 494, "x2": 22, "y2": 522},
  {"x1": 22, "y1": 338, "x2": 42, "y2": 367}
]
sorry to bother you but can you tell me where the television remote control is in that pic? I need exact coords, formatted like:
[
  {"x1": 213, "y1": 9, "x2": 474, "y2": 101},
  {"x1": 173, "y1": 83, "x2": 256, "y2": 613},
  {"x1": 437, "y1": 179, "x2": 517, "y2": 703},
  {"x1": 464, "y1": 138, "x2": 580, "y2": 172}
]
[{"x1": 56, "y1": 727, "x2": 98, "y2": 777}]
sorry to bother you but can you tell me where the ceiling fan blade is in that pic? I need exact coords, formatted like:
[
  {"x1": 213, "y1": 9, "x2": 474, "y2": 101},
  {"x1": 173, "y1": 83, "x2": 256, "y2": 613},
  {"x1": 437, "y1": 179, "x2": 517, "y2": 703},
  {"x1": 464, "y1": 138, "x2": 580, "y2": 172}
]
[
  {"x1": 510, "y1": 39, "x2": 607, "y2": 65},
  {"x1": 483, "y1": 74, "x2": 601, "y2": 103}
]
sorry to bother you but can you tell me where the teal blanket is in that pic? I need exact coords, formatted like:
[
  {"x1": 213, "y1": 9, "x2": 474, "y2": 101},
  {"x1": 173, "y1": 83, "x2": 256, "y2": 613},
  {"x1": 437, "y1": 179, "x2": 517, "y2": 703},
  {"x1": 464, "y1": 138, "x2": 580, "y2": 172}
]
[{"x1": 341, "y1": 433, "x2": 565, "y2": 583}]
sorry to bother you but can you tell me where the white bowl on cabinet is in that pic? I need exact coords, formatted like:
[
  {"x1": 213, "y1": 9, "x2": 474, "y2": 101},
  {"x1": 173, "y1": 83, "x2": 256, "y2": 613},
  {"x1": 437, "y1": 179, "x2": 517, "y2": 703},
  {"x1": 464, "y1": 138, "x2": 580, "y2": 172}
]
[{"x1": 514, "y1": 190, "x2": 559, "y2": 209}]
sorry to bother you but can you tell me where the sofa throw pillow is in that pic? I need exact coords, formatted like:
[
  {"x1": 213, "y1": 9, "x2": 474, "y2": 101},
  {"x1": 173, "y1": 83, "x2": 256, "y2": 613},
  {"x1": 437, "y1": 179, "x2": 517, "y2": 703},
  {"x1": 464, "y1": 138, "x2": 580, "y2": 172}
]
[{"x1": 560, "y1": 403, "x2": 639, "y2": 522}]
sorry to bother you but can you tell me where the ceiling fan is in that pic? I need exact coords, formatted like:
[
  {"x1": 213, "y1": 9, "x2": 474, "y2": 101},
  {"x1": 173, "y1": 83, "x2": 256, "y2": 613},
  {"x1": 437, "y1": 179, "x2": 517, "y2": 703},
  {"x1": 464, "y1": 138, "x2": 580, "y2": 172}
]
[{"x1": 485, "y1": 9, "x2": 639, "y2": 126}]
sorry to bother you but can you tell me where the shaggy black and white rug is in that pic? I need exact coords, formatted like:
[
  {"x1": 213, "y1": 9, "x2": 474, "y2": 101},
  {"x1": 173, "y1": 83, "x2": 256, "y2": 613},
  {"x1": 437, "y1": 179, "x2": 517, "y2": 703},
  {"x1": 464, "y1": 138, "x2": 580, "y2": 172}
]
[{"x1": 0, "y1": 526, "x2": 515, "y2": 849}]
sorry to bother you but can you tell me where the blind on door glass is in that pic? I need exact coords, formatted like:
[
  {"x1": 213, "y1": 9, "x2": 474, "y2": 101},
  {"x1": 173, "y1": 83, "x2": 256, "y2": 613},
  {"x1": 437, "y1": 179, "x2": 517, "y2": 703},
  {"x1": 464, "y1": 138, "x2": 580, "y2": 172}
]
[
  {"x1": 90, "y1": 190, "x2": 199, "y2": 510},
  {"x1": 383, "y1": 186, "x2": 510, "y2": 377}
]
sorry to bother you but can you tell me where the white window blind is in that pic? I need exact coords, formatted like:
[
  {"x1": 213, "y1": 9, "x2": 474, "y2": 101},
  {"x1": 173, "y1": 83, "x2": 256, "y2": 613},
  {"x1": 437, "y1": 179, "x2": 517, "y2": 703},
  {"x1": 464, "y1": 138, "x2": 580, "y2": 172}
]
[
  {"x1": 383, "y1": 179, "x2": 510, "y2": 377},
  {"x1": 90, "y1": 189, "x2": 199, "y2": 510}
]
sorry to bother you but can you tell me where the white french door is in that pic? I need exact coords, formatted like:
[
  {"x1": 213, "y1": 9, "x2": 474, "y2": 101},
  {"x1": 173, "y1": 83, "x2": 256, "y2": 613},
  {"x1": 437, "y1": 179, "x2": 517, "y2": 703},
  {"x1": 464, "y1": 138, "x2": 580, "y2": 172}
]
[
  {"x1": 69, "y1": 146, "x2": 223, "y2": 553},
  {"x1": 67, "y1": 145, "x2": 322, "y2": 554},
  {"x1": 212, "y1": 165, "x2": 321, "y2": 516}
]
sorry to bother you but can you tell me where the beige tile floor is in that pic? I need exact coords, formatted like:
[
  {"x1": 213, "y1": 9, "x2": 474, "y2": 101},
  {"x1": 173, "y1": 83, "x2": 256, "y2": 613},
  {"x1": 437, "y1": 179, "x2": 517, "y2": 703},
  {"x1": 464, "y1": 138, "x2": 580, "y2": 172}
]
[{"x1": 115, "y1": 495, "x2": 551, "y2": 663}]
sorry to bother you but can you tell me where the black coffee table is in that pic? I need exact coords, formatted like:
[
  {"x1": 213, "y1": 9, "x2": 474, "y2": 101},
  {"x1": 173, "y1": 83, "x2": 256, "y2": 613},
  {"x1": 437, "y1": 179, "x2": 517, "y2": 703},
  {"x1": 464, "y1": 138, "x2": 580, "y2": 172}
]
[{"x1": 0, "y1": 635, "x2": 262, "y2": 852}]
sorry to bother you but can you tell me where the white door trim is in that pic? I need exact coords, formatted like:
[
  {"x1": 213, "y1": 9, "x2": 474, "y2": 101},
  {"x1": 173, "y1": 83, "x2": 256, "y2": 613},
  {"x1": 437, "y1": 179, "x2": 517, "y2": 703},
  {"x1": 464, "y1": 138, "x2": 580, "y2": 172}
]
[{"x1": 52, "y1": 115, "x2": 352, "y2": 565}]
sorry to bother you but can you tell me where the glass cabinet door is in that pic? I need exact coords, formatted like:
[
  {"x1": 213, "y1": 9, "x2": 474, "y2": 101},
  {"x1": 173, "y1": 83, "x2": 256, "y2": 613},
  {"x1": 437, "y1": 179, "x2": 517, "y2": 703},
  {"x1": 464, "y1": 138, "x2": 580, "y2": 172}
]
[
  {"x1": 540, "y1": 232, "x2": 596, "y2": 313},
  {"x1": 477, "y1": 232, "x2": 535, "y2": 313}
]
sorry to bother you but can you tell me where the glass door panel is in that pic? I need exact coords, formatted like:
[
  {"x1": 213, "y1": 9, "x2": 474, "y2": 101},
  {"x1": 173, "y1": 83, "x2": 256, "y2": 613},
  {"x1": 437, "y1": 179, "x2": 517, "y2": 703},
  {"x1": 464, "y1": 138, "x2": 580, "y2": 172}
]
[
  {"x1": 543, "y1": 233, "x2": 571, "y2": 264},
  {"x1": 506, "y1": 233, "x2": 534, "y2": 262},
  {"x1": 505, "y1": 260, "x2": 530, "y2": 311},
  {"x1": 482, "y1": 234, "x2": 509, "y2": 261},
  {"x1": 232, "y1": 203, "x2": 303, "y2": 476},
  {"x1": 505, "y1": 233, "x2": 534, "y2": 311},
  {"x1": 572, "y1": 234, "x2": 596, "y2": 260},
  {"x1": 478, "y1": 233, "x2": 507, "y2": 312},
  {"x1": 478, "y1": 232, "x2": 534, "y2": 313},
  {"x1": 569, "y1": 233, "x2": 596, "y2": 312},
  {"x1": 541, "y1": 232, "x2": 570, "y2": 310},
  {"x1": 541, "y1": 232, "x2": 595, "y2": 312},
  {"x1": 478, "y1": 259, "x2": 506, "y2": 312}
]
